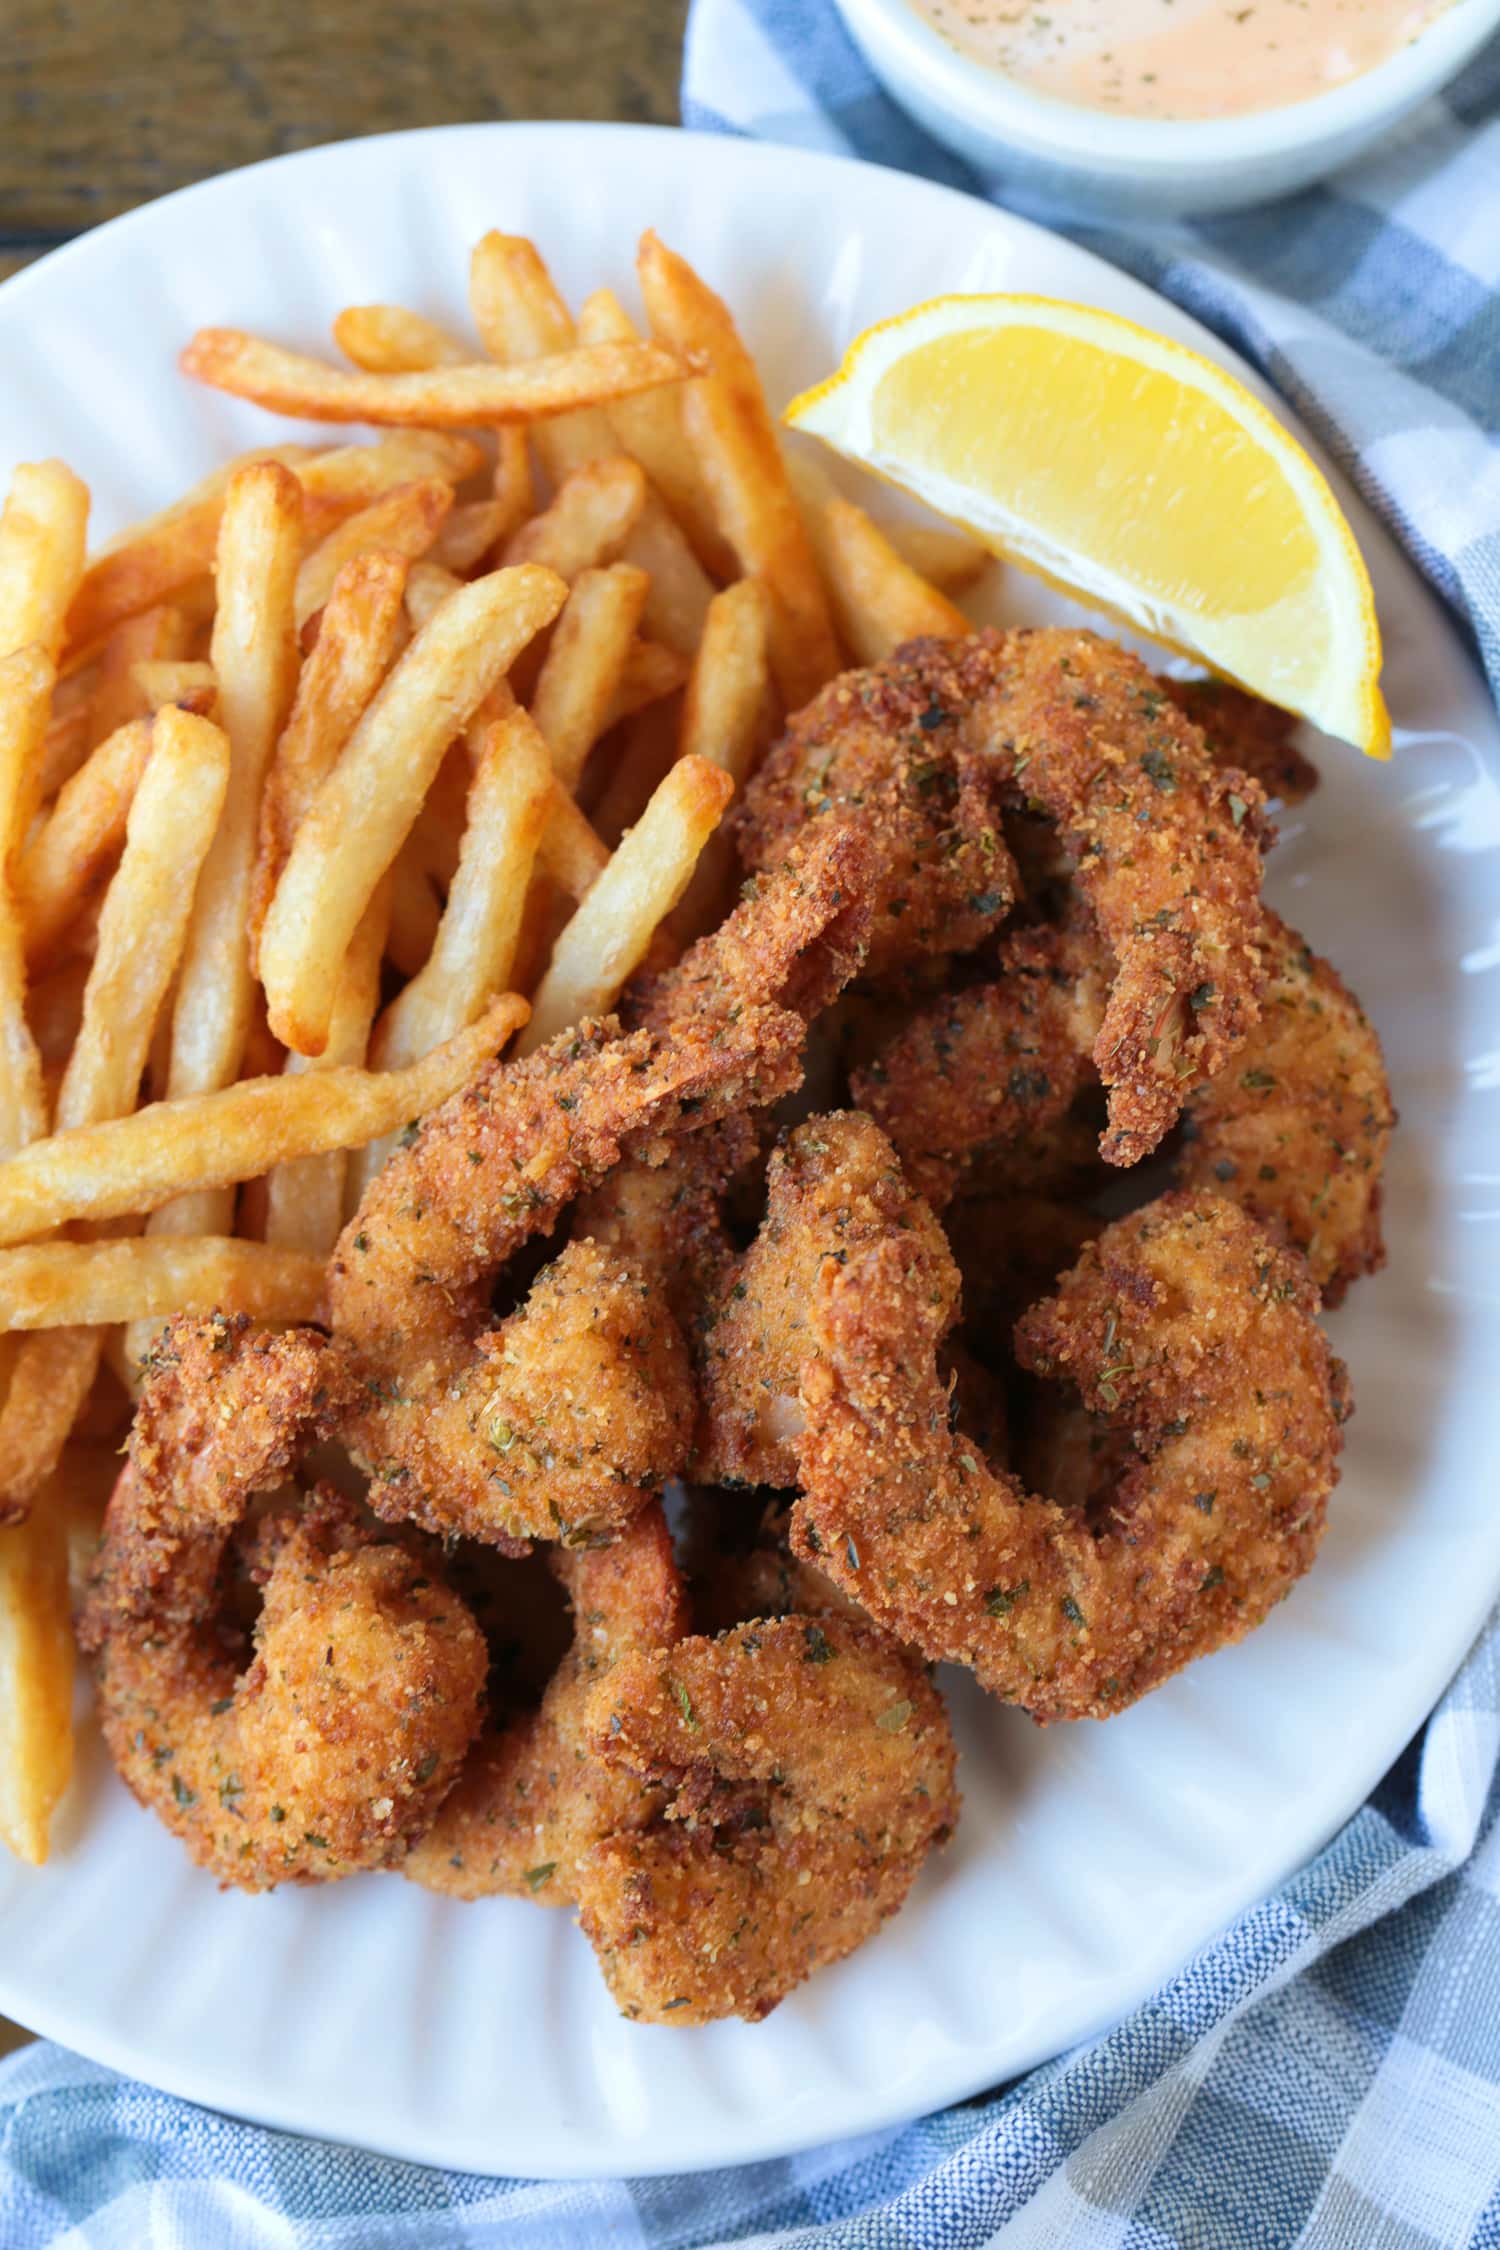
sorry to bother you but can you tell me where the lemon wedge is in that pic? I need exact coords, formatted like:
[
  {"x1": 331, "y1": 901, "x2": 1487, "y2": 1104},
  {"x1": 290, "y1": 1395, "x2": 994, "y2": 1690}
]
[{"x1": 786, "y1": 294, "x2": 1388, "y2": 758}]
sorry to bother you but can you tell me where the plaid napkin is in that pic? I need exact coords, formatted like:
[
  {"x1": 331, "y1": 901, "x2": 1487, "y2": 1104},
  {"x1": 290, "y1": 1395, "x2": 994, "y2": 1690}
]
[{"x1": 7, "y1": 20, "x2": 1500, "y2": 2242}]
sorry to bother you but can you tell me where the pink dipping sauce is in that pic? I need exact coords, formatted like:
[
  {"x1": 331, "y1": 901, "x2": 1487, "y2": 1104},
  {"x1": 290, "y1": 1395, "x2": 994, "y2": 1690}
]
[{"x1": 906, "y1": 0, "x2": 1454, "y2": 119}]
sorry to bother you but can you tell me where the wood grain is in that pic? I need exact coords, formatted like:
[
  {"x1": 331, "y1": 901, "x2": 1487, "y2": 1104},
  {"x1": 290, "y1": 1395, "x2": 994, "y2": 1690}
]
[{"x1": 0, "y1": 0, "x2": 689, "y2": 275}]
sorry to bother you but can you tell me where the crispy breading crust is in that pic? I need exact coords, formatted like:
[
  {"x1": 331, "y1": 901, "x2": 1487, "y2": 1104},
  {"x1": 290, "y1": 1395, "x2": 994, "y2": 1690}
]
[
  {"x1": 1166, "y1": 678, "x2": 1319, "y2": 806},
  {"x1": 406, "y1": 1502, "x2": 687, "y2": 1904},
  {"x1": 571, "y1": 1117, "x2": 753, "y2": 1346},
  {"x1": 851, "y1": 923, "x2": 1109, "y2": 1207},
  {"x1": 92, "y1": 1488, "x2": 486, "y2": 1891},
  {"x1": 355, "y1": 1237, "x2": 694, "y2": 1548},
  {"x1": 738, "y1": 665, "x2": 1018, "y2": 977},
  {"x1": 575, "y1": 1615, "x2": 958, "y2": 2023},
  {"x1": 794, "y1": 1189, "x2": 1348, "y2": 1721},
  {"x1": 1177, "y1": 910, "x2": 1395, "y2": 1301},
  {"x1": 331, "y1": 827, "x2": 874, "y2": 1548},
  {"x1": 695, "y1": 1111, "x2": 956, "y2": 1490},
  {"x1": 81, "y1": 1314, "x2": 356, "y2": 1637},
  {"x1": 745, "y1": 629, "x2": 1274, "y2": 1163}
]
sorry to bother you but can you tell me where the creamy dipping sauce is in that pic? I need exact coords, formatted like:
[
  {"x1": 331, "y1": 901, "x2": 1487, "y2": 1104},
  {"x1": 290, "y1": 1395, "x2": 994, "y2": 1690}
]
[{"x1": 908, "y1": 0, "x2": 1454, "y2": 119}]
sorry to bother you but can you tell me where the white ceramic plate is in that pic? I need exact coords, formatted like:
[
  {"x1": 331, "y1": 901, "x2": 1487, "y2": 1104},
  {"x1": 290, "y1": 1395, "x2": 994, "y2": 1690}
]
[{"x1": 0, "y1": 123, "x2": 1496, "y2": 2182}]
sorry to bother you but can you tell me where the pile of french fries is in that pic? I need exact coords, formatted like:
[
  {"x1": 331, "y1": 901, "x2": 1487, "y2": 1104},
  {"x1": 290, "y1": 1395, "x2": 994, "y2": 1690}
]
[{"x1": 0, "y1": 227, "x2": 990, "y2": 1871}]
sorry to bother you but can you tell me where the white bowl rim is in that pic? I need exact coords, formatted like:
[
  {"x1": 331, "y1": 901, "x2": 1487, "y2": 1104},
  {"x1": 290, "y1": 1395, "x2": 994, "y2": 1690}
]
[{"x1": 835, "y1": 0, "x2": 1500, "y2": 170}]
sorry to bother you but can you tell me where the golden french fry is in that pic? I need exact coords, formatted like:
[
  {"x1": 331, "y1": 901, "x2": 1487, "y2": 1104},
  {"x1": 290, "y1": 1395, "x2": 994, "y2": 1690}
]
[
  {"x1": 405, "y1": 563, "x2": 465, "y2": 637},
  {"x1": 508, "y1": 780, "x2": 613, "y2": 1000},
  {"x1": 428, "y1": 500, "x2": 507, "y2": 574},
  {"x1": 0, "y1": 1492, "x2": 73, "y2": 1863},
  {"x1": 638, "y1": 231, "x2": 839, "y2": 709},
  {"x1": 501, "y1": 456, "x2": 645, "y2": 578},
  {"x1": 529, "y1": 563, "x2": 649, "y2": 791},
  {"x1": 601, "y1": 639, "x2": 692, "y2": 735},
  {"x1": 0, "y1": 1332, "x2": 106, "y2": 1521},
  {"x1": 578, "y1": 285, "x2": 737, "y2": 581},
  {"x1": 589, "y1": 699, "x2": 684, "y2": 852},
  {"x1": 470, "y1": 238, "x2": 715, "y2": 652},
  {"x1": 81, "y1": 605, "x2": 193, "y2": 757},
  {"x1": 264, "y1": 884, "x2": 388, "y2": 1256},
  {"x1": 0, "y1": 1236, "x2": 328, "y2": 1329},
  {"x1": 55, "y1": 707, "x2": 230, "y2": 1134},
  {"x1": 56, "y1": 1441, "x2": 118, "y2": 1599},
  {"x1": 0, "y1": 706, "x2": 232, "y2": 1512},
  {"x1": 46, "y1": 660, "x2": 95, "y2": 729},
  {"x1": 0, "y1": 650, "x2": 51, "y2": 1163},
  {"x1": 64, "y1": 433, "x2": 482, "y2": 659},
  {"x1": 293, "y1": 478, "x2": 452, "y2": 627},
  {"x1": 520, "y1": 756, "x2": 733, "y2": 1053},
  {"x1": 160, "y1": 463, "x2": 302, "y2": 1241},
  {"x1": 356, "y1": 714, "x2": 550, "y2": 1197},
  {"x1": 260, "y1": 565, "x2": 565, "y2": 1055},
  {"x1": 891, "y1": 521, "x2": 991, "y2": 594},
  {"x1": 621, "y1": 497, "x2": 714, "y2": 656},
  {"x1": 400, "y1": 744, "x2": 469, "y2": 892},
  {"x1": 331, "y1": 304, "x2": 541, "y2": 555},
  {"x1": 0, "y1": 646, "x2": 53, "y2": 872},
  {"x1": 469, "y1": 232, "x2": 620, "y2": 481},
  {"x1": 538, "y1": 782, "x2": 611, "y2": 900},
  {"x1": 808, "y1": 494, "x2": 971, "y2": 664},
  {"x1": 38, "y1": 684, "x2": 93, "y2": 803},
  {"x1": 461, "y1": 674, "x2": 518, "y2": 761},
  {"x1": 333, "y1": 304, "x2": 469, "y2": 372},
  {"x1": 130, "y1": 659, "x2": 219, "y2": 716},
  {"x1": 17, "y1": 718, "x2": 154, "y2": 969},
  {"x1": 493, "y1": 429, "x2": 535, "y2": 541},
  {"x1": 679, "y1": 578, "x2": 776, "y2": 778},
  {"x1": 26, "y1": 958, "x2": 86, "y2": 1072},
  {"x1": 375, "y1": 711, "x2": 551, "y2": 1073},
  {"x1": 386, "y1": 847, "x2": 443, "y2": 980},
  {"x1": 669, "y1": 579, "x2": 776, "y2": 943},
  {"x1": 0, "y1": 993, "x2": 528, "y2": 1240},
  {"x1": 0, "y1": 461, "x2": 90, "y2": 665},
  {"x1": 180, "y1": 329, "x2": 689, "y2": 428},
  {"x1": 72, "y1": 1362, "x2": 132, "y2": 1449},
  {"x1": 253, "y1": 549, "x2": 408, "y2": 960}
]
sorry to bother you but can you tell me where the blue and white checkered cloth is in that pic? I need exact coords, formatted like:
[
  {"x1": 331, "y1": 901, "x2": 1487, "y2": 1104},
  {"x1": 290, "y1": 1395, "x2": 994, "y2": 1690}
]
[{"x1": 5, "y1": 19, "x2": 1500, "y2": 2243}]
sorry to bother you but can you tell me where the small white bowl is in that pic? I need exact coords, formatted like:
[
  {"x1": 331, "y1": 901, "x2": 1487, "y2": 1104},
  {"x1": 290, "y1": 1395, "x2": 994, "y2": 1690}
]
[{"x1": 830, "y1": 0, "x2": 1500, "y2": 216}]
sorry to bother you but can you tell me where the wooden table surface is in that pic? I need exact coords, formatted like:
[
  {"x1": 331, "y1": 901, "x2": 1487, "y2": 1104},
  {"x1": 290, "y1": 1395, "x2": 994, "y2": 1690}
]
[{"x1": 1, "y1": 0, "x2": 689, "y2": 282}]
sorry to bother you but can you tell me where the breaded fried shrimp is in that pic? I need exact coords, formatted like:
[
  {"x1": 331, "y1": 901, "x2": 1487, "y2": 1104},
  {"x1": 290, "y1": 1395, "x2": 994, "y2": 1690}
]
[
  {"x1": 406, "y1": 1502, "x2": 687, "y2": 1904},
  {"x1": 793, "y1": 1190, "x2": 1348, "y2": 1721},
  {"x1": 851, "y1": 923, "x2": 1109, "y2": 1207},
  {"x1": 738, "y1": 664, "x2": 1018, "y2": 978},
  {"x1": 89, "y1": 1488, "x2": 486, "y2": 1890},
  {"x1": 1166, "y1": 678, "x2": 1319, "y2": 806},
  {"x1": 1177, "y1": 911, "x2": 1395, "y2": 1302},
  {"x1": 571, "y1": 1117, "x2": 752, "y2": 1345},
  {"x1": 81, "y1": 1318, "x2": 485, "y2": 1888},
  {"x1": 86, "y1": 1313, "x2": 357, "y2": 1631},
  {"x1": 689, "y1": 1496, "x2": 872, "y2": 1636},
  {"x1": 745, "y1": 628, "x2": 1273, "y2": 1161},
  {"x1": 695, "y1": 1111, "x2": 954, "y2": 1490},
  {"x1": 331, "y1": 829, "x2": 874, "y2": 1546},
  {"x1": 355, "y1": 1236, "x2": 694, "y2": 1549},
  {"x1": 575, "y1": 1615, "x2": 958, "y2": 2023}
]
